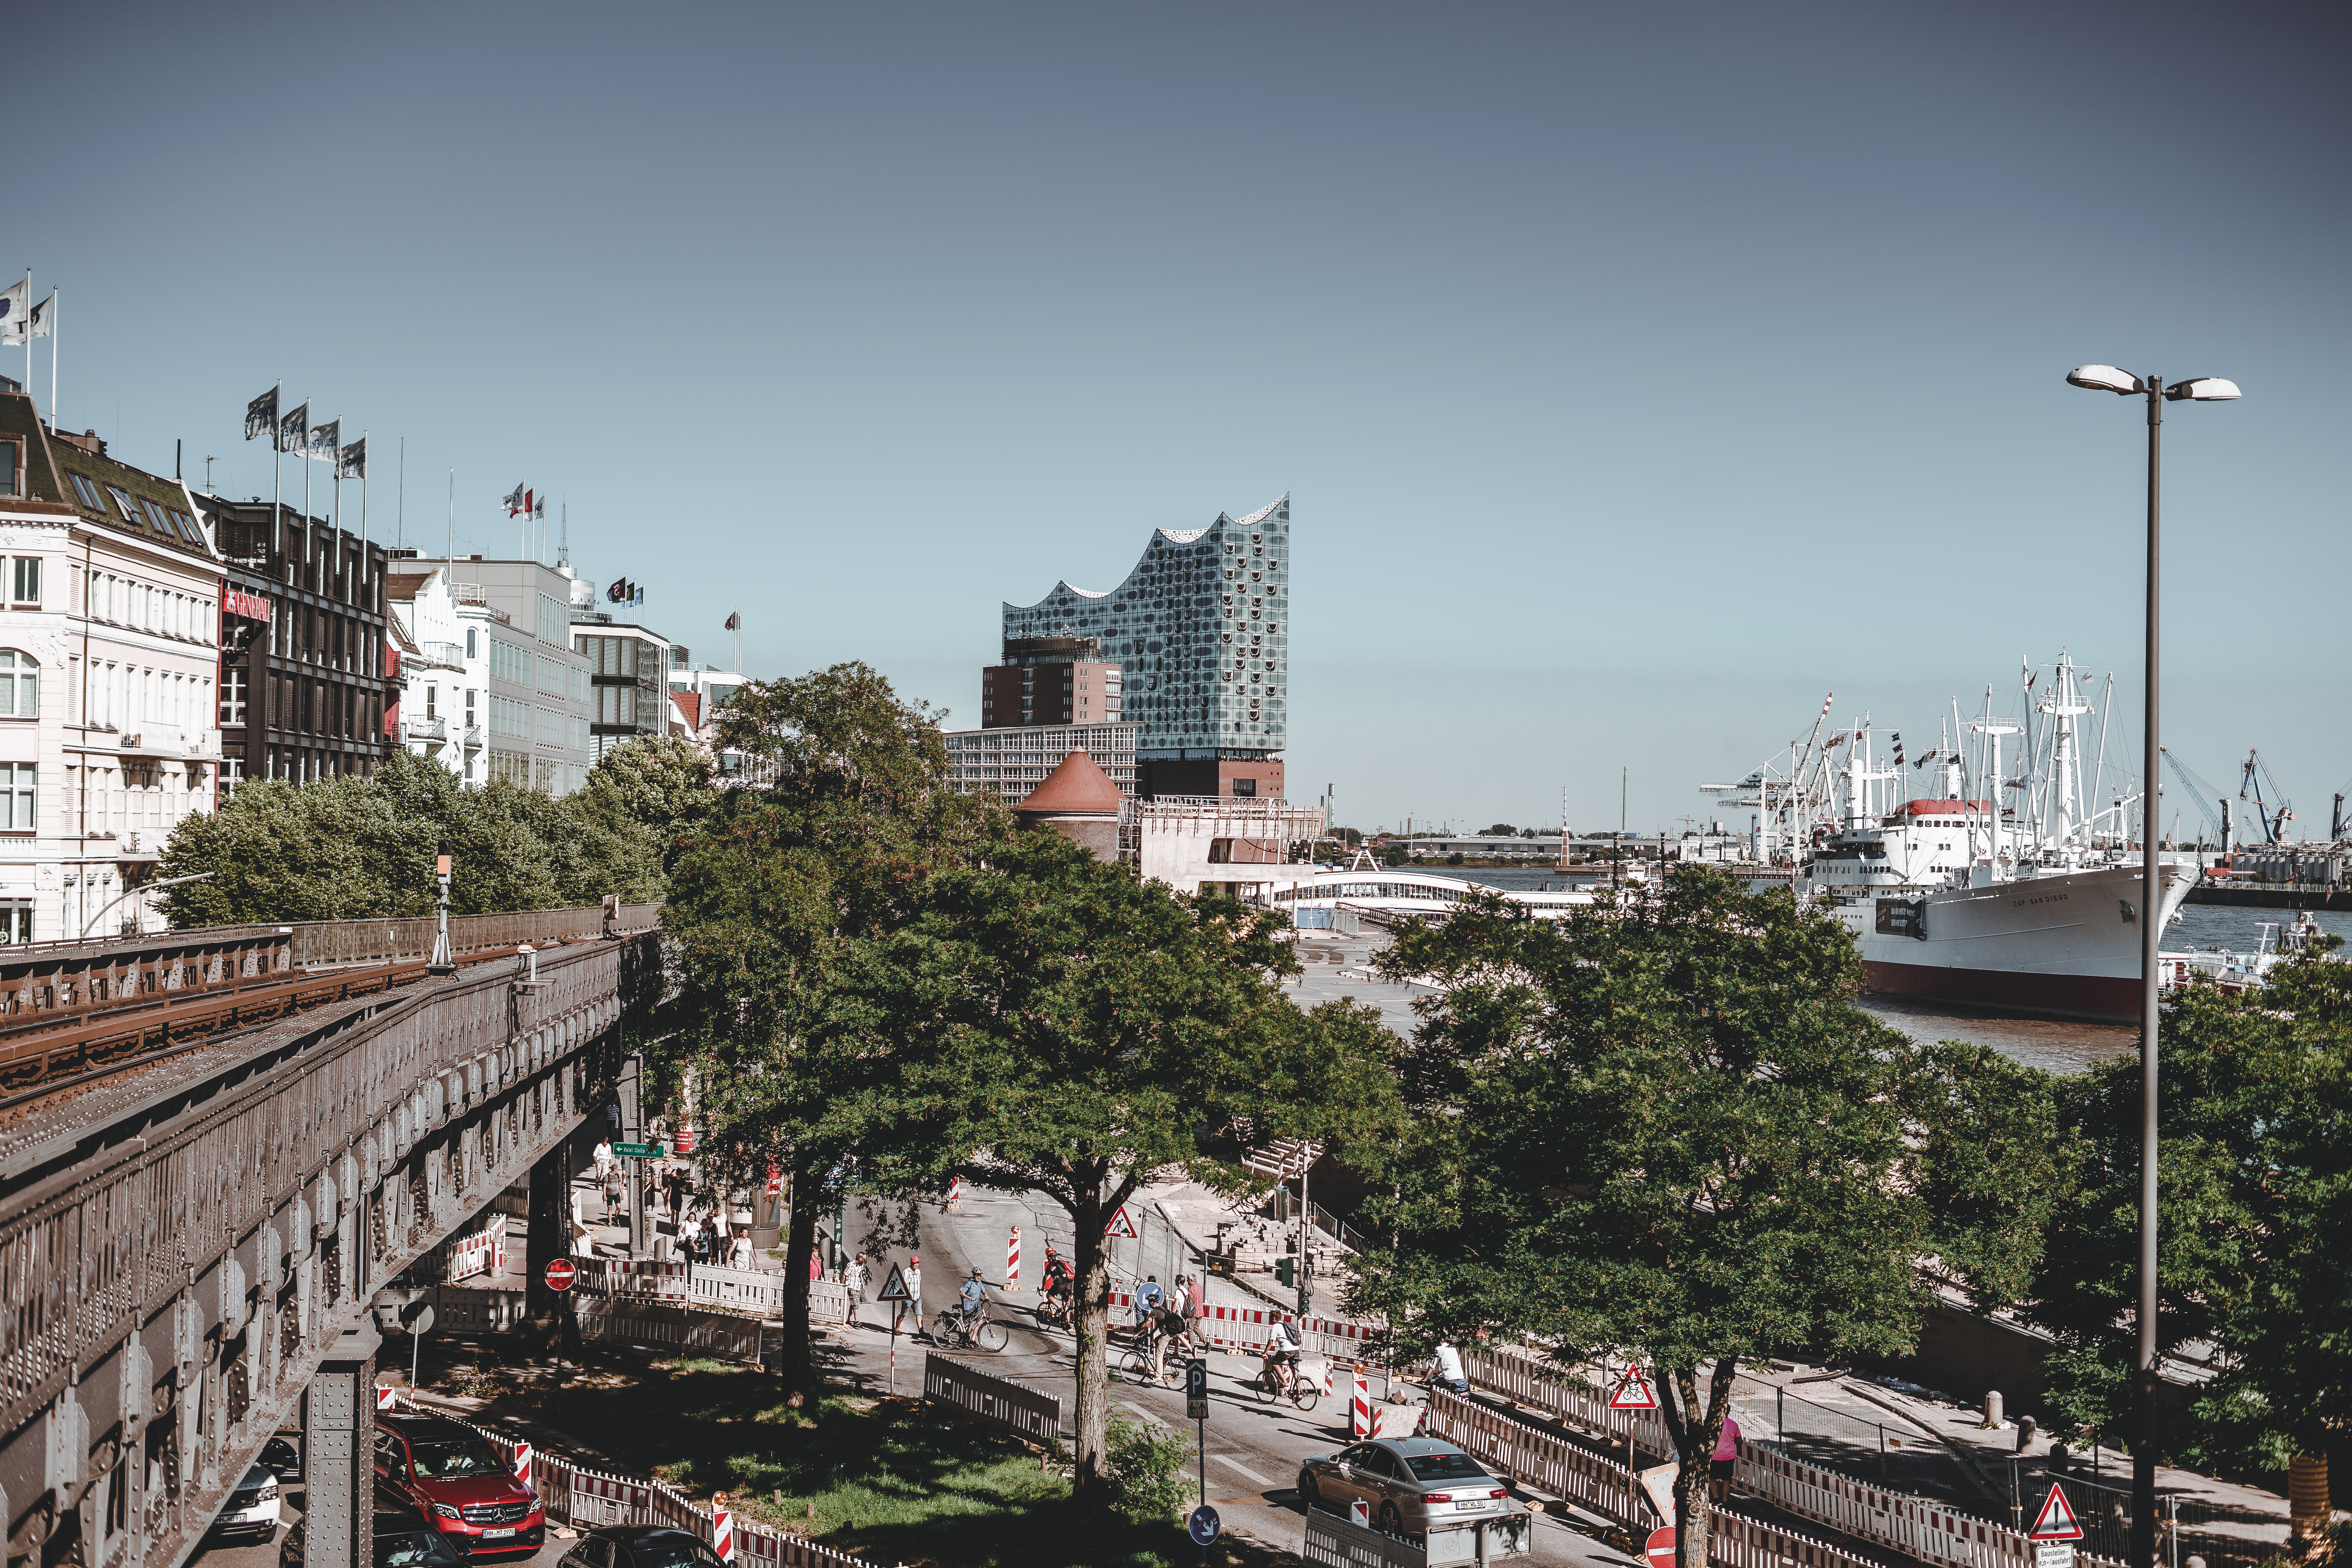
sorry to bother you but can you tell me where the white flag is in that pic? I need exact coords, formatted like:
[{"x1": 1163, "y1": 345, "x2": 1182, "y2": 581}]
[{"x1": 0, "y1": 280, "x2": 27, "y2": 347}]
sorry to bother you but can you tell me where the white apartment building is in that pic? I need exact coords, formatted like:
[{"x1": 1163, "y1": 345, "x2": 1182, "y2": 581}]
[
  {"x1": 387, "y1": 555, "x2": 596, "y2": 794},
  {"x1": 0, "y1": 390, "x2": 222, "y2": 941}
]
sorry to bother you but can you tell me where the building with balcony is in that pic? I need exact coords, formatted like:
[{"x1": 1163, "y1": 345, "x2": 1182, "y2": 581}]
[
  {"x1": 572, "y1": 618, "x2": 684, "y2": 758},
  {"x1": 0, "y1": 390, "x2": 225, "y2": 940},
  {"x1": 193, "y1": 494, "x2": 394, "y2": 790},
  {"x1": 386, "y1": 554, "x2": 596, "y2": 794},
  {"x1": 1000, "y1": 492, "x2": 1287, "y2": 799}
]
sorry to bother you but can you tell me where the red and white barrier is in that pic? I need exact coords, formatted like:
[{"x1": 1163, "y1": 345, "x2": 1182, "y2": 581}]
[
  {"x1": 1007, "y1": 1227, "x2": 1019, "y2": 1292},
  {"x1": 375, "y1": 1383, "x2": 402, "y2": 1410},
  {"x1": 946, "y1": 1177, "x2": 961, "y2": 1213},
  {"x1": 449, "y1": 1226, "x2": 500, "y2": 1282},
  {"x1": 1350, "y1": 1367, "x2": 1371, "y2": 1435},
  {"x1": 712, "y1": 1498, "x2": 734, "y2": 1563},
  {"x1": 512, "y1": 1440, "x2": 534, "y2": 1492}
]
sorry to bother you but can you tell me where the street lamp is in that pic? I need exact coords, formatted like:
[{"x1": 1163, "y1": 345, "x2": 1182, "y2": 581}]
[{"x1": 2064, "y1": 364, "x2": 2238, "y2": 1568}]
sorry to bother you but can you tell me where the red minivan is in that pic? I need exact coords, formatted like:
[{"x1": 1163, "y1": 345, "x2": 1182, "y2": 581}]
[{"x1": 373, "y1": 1413, "x2": 545, "y2": 1557}]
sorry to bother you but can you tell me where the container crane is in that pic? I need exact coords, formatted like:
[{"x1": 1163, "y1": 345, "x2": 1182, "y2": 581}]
[
  {"x1": 2158, "y1": 749, "x2": 2233, "y2": 854},
  {"x1": 2239, "y1": 749, "x2": 2295, "y2": 844}
]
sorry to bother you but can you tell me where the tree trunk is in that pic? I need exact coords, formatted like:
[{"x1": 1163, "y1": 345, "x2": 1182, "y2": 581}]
[
  {"x1": 1067, "y1": 1176, "x2": 1113, "y2": 1513},
  {"x1": 1660, "y1": 1356, "x2": 1739, "y2": 1568},
  {"x1": 775, "y1": 1163, "x2": 824, "y2": 1412}
]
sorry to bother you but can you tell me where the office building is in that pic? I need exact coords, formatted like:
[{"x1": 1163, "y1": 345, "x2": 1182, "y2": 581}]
[
  {"x1": 0, "y1": 391, "x2": 224, "y2": 940},
  {"x1": 980, "y1": 636, "x2": 1123, "y2": 729},
  {"x1": 385, "y1": 555, "x2": 596, "y2": 794},
  {"x1": 573, "y1": 617, "x2": 684, "y2": 757},
  {"x1": 194, "y1": 495, "x2": 394, "y2": 788},
  {"x1": 943, "y1": 720, "x2": 1138, "y2": 798},
  {"x1": 1000, "y1": 492, "x2": 1287, "y2": 799}
]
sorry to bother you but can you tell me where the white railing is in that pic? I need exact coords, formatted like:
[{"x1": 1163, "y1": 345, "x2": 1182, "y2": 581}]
[{"x1": 924, "y1": 1354, "x2": 1063, "y2": 1443}]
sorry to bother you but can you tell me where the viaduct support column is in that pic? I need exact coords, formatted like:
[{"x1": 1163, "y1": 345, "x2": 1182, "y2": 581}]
[
  {"x1": 525, "y1": 1138, "x2": 571, "y2": 1332},
  {"x1": 301, "y1": 1325, "x2": 381, "y2": 1568}
]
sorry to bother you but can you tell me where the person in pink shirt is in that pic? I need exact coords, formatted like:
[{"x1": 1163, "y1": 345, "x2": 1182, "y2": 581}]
[{"x1": 1711, "y1": 1416, "x2": 1741, "y2": 1501}]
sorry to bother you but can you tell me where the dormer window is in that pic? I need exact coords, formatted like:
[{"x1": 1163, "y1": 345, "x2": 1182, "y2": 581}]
[
  {"x1": 67, "y1": 474, "x2": 103, "y2": 510},
  {"x1": 105, "y1": 485, "x2": 142, "y2": 524}
]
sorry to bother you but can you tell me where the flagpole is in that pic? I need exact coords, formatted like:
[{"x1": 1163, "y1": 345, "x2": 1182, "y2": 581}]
[
  {"x1": 47, "y1": 288, "x2": 57, "y2": 432},
  {"x1": 559, "y1": 494, "x2": 568, "y2": 567},
  {"x1": 303, "y1": 421, "x2": 313, "y2": 572},
  {"x1": 271, "y1": 383, "x2": 283, "y2": 567},
  {"x1": 397, "y1": 436, "x2": 405, "y2": 549},
  {"x1": 447, "y1": 469, "x2": 455, "y2": 577},
  {"x1": 20, "y1": 272, "x2": 28, "y2": 401}
]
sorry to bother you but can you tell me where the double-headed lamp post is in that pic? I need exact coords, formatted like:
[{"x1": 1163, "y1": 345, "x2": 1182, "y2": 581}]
[{"x1": 2063, "y1": 365, "x2": 2239, "y2": 1568}]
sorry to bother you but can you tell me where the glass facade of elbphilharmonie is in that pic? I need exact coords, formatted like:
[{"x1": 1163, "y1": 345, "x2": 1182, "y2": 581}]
[{"x1": 1000, "y1": 493, "x2": 1288, "y2": 759}]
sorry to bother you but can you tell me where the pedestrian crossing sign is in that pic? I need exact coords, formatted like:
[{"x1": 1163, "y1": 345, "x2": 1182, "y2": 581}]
[
  {"x1": 2030, "y1": 1484, "x2": 2083, "y2": 1541},
  {"x1": 877, "y1": 1264, "x2": 911, "y2": 1302},
  {"x1": 1609, "y1": 1370, "x2": 1661, "y2": 1410},
  {"x1": 1107, "y1": 1206, "x2": 1140, "y2": 1239}
]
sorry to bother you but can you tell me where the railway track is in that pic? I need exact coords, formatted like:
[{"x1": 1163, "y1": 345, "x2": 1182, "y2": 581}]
[{"x1": 0, "y1": 940, "x2": 583, "y2": 1115}]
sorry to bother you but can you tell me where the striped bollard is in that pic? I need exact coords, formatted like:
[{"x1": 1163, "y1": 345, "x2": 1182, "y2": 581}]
[
  {"x1": 512, "y1": 1440, "x2": 534, "y2": 1493},
  {"x1": 712, "y1": 1496, "x2": 734, "y2": 1563},
  {"x1": 1352, "y1": 1366, "x2": 1370, "y2": 1435},
  {"x1": 946, "y1": 1177, "x2": 961, "y2": 1214},
  {"x1": 374, "y1": 1383, "x2": 397, "y2": 1410},
  {"x1": 1007, "y1": 1226, "x2": 1019, "y2": 1292}
]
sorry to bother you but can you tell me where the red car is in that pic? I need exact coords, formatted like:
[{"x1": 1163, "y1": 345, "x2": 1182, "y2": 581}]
[{"x1": 373, "y1": 1412, "x2": 544, "y2": 1557}]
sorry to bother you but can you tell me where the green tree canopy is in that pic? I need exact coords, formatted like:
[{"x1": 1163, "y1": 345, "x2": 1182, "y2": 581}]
[{"x1": 1354, "y1": 868, "x2": 2054, "y2": 1568}]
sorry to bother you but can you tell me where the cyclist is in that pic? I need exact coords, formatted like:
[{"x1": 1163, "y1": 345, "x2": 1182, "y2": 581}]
[
  {"x1": 1040, "y1": 1247, "x2": 1074, "y2": 1324},
  {"x1": 951, "y1": 1269, "x2": 987, "y2": 1344},
  {"x1": 1261, "y1": 1316, "x2": 1304, "y2": 1395},
  {"x1": 1148, "y1": 1292, "x2": 1189, "y2": 1381}
]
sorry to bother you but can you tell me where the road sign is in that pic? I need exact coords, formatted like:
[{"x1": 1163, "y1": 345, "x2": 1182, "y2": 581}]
[
  {"x1": 1187, "y1": 1504, "x2": 1221, "y2": 1546},
  {"x1": 543, "y1": 1258, "x2": 577, "y2": 1292},
  {"x1": 611, "y1": 1142, "x2": 663, "y2": 1158},
  {"x1": 1610, "y1": 1370, "x2": 1661, "y2": 1410},
  {"x1": 405, "y1": 1305, "x2": 436, "y2": 1337},
  {"x1": 1107, "y1": 1205, "x2": 1140, "y2": 1239},
  {"x1": 1645, "y1": 1528, "x2": 1678, "y2": 1568},
  {"x1": 2036, "y1": 1545, "x2": 2076, "y2": 1568},
  {"x1": 878, "y1": 1264, "x2": 912, "y2": 1302},
  {"x1": 2030, "y1": 1483, "x2": 2083, "y2": 1541},
  {"x1": 1186, "y1": 1357, "x2": 1209, "y2": 1421}
]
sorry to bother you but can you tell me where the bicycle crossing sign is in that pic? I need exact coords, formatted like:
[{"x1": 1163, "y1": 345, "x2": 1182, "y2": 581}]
[
  {"x1": 877, "y1": 1265, "x2": 911, "y2": 1302},
  {"x1": 1609, "y1": 1370, "x2": 1661, "y2": 1410},
  {"x1": 2030, "y1": 1483, "x2": 2083, "y2": 1541},
  {"x1": 1106, "y1": 1206, "x2": 1140, "y2": 1239}
]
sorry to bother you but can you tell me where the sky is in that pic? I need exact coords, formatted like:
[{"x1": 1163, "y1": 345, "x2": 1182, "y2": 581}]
[{"x1": 15, "y1": 2, "x2": 2348, "y2": 835}]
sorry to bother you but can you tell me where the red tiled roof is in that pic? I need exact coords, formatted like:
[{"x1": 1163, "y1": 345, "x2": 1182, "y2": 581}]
[{"x1": 1016, "y1": 750, "x2": 1122, "y2": 815}]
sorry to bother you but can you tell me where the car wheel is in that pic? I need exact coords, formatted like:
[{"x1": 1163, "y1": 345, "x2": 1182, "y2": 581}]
[
  {"x1": 1379, "y1": 1502, "x2": 1404, "y2": 1536},
  {"x1": 1298, "y1": 1474, "x2": 1319, "y2": 1510}
]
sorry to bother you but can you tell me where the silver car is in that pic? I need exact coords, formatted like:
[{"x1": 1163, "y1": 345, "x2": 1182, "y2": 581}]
[{"x1": 1297, "y1": 1436, "x2": 1517, "y2": 1536}]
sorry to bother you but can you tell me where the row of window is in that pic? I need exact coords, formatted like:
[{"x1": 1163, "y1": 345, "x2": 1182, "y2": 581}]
[
  {"x1": 489, "y1": 635, "x2": 531, "y2": 687},
  {"x1": 85, "y1": 567, "x2": 214, "y2": 645},
  {"x1": 64, "y1": 473, "x2": 206, "y2": 547}
]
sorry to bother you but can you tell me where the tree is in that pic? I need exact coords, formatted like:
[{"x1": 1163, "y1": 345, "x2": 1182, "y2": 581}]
[
  {"x1": 1480, "y1": 823, "x2": 1517, "y2": 837},
  {"x1": 2025, "y1": 952, "x2": 2352, "y2": 1487},
  {"x1": 862, "y1": 833, "x2": 1402, "y2": 1514},
  {"x1": 1351, "y1": 868, "x2": 2051, "y2": 1568},
  {"x1": 663, "y1": 663, "x2": 999, "y2": 1410}
]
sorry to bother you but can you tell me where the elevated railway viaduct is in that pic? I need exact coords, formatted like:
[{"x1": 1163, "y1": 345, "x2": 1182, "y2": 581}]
[{"x1": 0, "y1": 907, "x2": 663, "y2": 1568}]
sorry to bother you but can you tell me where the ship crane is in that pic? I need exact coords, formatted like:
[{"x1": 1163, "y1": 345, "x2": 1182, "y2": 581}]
[
  {"x1": 2159, "y1": 749, "x2": 2234, "y2": 854},
  {"x1": 2239, "y1": 749, "x2": 2295, "y2": 844}
]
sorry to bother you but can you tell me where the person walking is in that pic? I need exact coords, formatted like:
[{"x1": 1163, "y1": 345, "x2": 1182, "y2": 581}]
[
  {"x1": 730, "y1": 1229, "x2": 753, "y2": 1270},
  {"x1": 1711, "y1": 1416, "x2": 1742, "y2": 1503},
  {"x1": 591, "y1": 1138, "x2": 615, "y2": 1185},
  {"x1": 845, "y1": 1252, "x2": 870, "y2": 1328},
  {"x1": 1172, "y1": 1274, "x2": 1200, "y2": 1351},
  {"x1": 905, "y1": 1254, "x2": 925, "y2": 1339}
]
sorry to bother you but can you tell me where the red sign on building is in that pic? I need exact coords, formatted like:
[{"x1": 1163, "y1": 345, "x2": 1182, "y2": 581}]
[{"x1": 221, "y1": 586, "x2": 272, "y2": 622}]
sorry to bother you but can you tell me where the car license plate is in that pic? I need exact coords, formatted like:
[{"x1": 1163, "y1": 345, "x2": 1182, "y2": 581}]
[
  {"x1": 1453, "y1": 1499, "x2": 1488, "y2": 1511},
  {"x1": 481, "y1": 1527, "x2": 517, "y2": 1539}
]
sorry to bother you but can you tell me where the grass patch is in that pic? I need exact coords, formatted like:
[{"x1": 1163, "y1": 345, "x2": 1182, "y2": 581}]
[{"x1": 500, "y1": 1352, "x2": 1236, "y2": 1567}]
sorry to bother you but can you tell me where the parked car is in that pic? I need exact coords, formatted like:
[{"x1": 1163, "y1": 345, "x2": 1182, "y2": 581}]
[
  {"x1": 261, "y1": 1434, "x2": 305, "y2": 1484},
  {"x1": 557, "y1": 1526, "x2": 727, "y2": 1568},
  {"x1": 212, "y1": 1461, "x2": 281, "y2": 1543},
  {"x1": 282, "y1": 1513, "x2": 473, "y2": 1568},
  {"x1": 372, "y1": 1412, "x2": 543, "y2": 1557},
  {"x1": 1296, "y1": 1437, "x2": 1517, "y2": 1537}
]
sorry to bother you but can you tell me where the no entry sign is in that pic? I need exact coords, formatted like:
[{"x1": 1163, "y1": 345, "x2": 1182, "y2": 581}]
[
  {"x1": 1645, "y1": 1527, "x2": 1677, "y2": 1568},
  {"x1": 543, "y1": 1258, "x2": 577, "y2": 1292}
]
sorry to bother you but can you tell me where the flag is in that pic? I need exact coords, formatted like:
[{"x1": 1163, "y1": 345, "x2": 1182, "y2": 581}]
[
  {"x1": 521, "y1": 488, "x2": 534, "y2": 519},
  {"x1": 0, "y1": 279, "x2": 25, "y2": 346},
  {"x1": 308, "y1": 418, "x2": 339, "y2": 461},
  {"x1": 532, "y1": 494, "x2": 546, "y2": 521},
  {"x1": 502, "y1": 482, "x2": 527, "y2": 515},
  {"x1": 1891, "y1": 733, "x2": 1906, "y2": 767},
  {"x1": 723, "y1": 612, "x2": 740, "y2": 630},
  {"x1": 245, "y1": 385, "x2": 280, "y2": 441},
  {"x1": 607, "y1": 577, "x2": 629, "y2": 603},
  {"x1": 24, "y1": 293, "x2": 51, "y2": 339},
  {"x1": 337, "y1": 435, "x2": 367, "y2": 479},
  {"x1": 277, "y1": 402, "x2": 309, "y2": 454}
]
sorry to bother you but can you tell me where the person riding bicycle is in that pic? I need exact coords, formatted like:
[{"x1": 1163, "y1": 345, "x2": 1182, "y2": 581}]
[
  {"x1": 1261, "y1": 1315, "x2": 1304, "y2": 1392},
  {"x1": 951, "y1": 1269, "x2": 987, "y2": 1340},
  {"x1": 1040, "y1": 1247, "x2": 1073, "y2": 1319}
]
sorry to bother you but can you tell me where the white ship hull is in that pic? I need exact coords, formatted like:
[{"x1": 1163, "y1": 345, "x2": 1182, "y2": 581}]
[{"x1": 1828, "y1": 860, "x2": 2196, "y2": 1022}]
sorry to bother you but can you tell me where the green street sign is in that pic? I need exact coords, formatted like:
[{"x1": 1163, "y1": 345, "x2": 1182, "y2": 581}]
[{"x1": 612, "y1": 1142, "x2": 665, "y2": 1158}]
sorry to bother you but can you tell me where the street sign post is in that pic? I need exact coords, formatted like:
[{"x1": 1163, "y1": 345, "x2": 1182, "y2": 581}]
[
  {"x1": 878, "y1": 1264, "x2": 912, "y2": 1303},
  {"x1": 1610, "y1": 1370, "x2": 1661, "y2": 1409},
  {"x1": 1187, "y1": 1504, "x2": 1220, "y2": 1546},
  {"x1": 1185, "y1": 1357, "x2": 1209, "y2": 1423},
  {"x1": 2036, "y1": 1546, "x2": 2076, "y2": 1568},
  {"x1": 1107, "y1": 1206, "x2": 1140, "y2": 1239},
  {"x1": 611, "y1": 1142, "x2": 664, "y2": 1159},
  {"x1": 2030, "y1": 1483, "x2": 2084, "y2": 1542},
  {"x1": 1645, "y1": 1528, "x2": 1678, "y2": 1568},
  {"x1": 543, "y1": 1258, "x2": 576, "y2": 1292}
]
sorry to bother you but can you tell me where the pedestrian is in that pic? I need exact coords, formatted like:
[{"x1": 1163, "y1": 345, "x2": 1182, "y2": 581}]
[
  {"x1": 1432, "y1": 1337, "x2": 1468, "y2": 1396},
  {"x1": 847, "y1": 1252, "x2": 870, "y2": 1301},
  {"x1": 1711, "y1": 1415, "x2": 1741, "y2": 1503},
  {"x1": 601, "y1": 1165, "x2": 622, "y2": 1225},
  {"x1": 698, "y1": 1215, "x2": 720, "y2": 1265},
  {"x1": 592, "y1": 1138, "x2": 615, "y2": 1184},
  {"x1": 730, "y1": 1230, "x2": 753, "y2": 1270},
  {"x1": 1172, "y1": 1274, "x2": 1198, "y2": 1350},
  {"x1": 808, "y1": 1245, "x2": 823, "y2": 1282},
  {"x1": 905, "y1": 1254, "x2": 925, "y2": 1339}
]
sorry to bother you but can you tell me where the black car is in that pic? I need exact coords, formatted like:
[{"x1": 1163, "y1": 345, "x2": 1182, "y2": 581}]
[
  {"x1": 281, "y1": 1507, "x2": 473, "y2": 1568},
  {"x1": 559, "y1": 1527, "x2": 726, "y2": 1568},
  {"x1": 262, "y1": 1434, "x2": 305, "y2": 1484}
]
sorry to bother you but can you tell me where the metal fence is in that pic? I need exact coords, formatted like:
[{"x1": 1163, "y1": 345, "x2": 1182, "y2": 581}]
[
  {"x1": 570, "y1": 1257, "x2": 851, "y2": 1325},
  {"x1": 923, "y1": 1353, "x2": 1064, "y2": 1444}
]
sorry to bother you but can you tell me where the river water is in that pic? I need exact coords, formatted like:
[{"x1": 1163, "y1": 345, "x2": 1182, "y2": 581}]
[{"x1": 1409, "y1": 864, "x2": 2352, "y2": 1075}]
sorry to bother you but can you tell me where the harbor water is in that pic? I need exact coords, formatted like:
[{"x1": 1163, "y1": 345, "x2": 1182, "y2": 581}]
[{"x1": 1378, "y1": 864, "x2": 2352, "y2": 1075}]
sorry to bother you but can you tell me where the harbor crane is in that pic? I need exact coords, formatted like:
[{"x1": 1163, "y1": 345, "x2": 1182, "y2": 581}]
[
  {"x1": 2158, "y1": 749, "x2": 2232, "y2": 853},
  {"x1": 2238, "y1": 749, "x2": 2295, "y2": 844}
]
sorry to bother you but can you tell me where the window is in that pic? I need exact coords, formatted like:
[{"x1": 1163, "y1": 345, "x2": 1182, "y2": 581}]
[
  {"x1": 10, "y1": 558, "x2": 37, "y2": 605},
  {"x1": 67, "y1": 473, "x2": 103, "y2": 510},
  {"x1": 0, "y1": 898, "x2": 29, "y2": 944},
  {"x1": 104, "y1": 485, "x2": 142, "y2": 524},
  {"x1": 219, "y1": 665, "x2": 247, "y2": 726},
  {"x1": 0, "y1": 442, "x2": 16, "y2": 496},
  {"x1": 169, "y1": 508, "x2": 203, "y2": 544},
  {"x1": 139, "y1": 497, "x2": 174, "y2": 536},
  {"x1": 0, "y1": 652, "x2": 37, "y2": 719},
  {"x1": 465, "y1": 627, "x2": 477, "y2": 659},
  {"x1": 0, "y1": 763, "x2": 33, "y2": 830}
]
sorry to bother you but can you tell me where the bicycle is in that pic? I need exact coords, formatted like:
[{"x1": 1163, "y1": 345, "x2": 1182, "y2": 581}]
[
  {"x1": 1119, "y1": 1326, "x2": 1180, "y2": 1386},
  {"x1": 1034, "y1": 1288, "x2": 1074, "y2": 1333},
  {"x1": 940, "y1": 1305, "x2": 1008, "y2": 1352},
  {"x1": 1248, "y1": 1356, "x2": 1320, "y2": 1410}
]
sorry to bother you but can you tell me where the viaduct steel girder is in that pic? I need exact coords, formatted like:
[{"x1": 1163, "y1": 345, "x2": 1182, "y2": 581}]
[{"x1": 0, "y1": 931, "x2": 661, "y2": 1568}]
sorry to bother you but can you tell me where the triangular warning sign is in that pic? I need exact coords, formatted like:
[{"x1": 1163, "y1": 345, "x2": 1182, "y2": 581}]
[
  {"x1": 1609, "y1": 1370, "x2": 1661, "y2": 1410},
  {"x1": 2030, "y1": 1484, "x2": 2083, "y2": 1541},
  {"x1": 877, "y1": 1264, "x2": 911, "y2": 1303},
  {"x1": 1106, "y1": 1206, "x2": 1140, "y2": 1239}
]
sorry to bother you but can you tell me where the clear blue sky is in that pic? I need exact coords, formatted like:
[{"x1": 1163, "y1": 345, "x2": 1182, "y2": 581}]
[{"x1": 18, "y1": 3, "x2": 2348, "y2": 834}]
